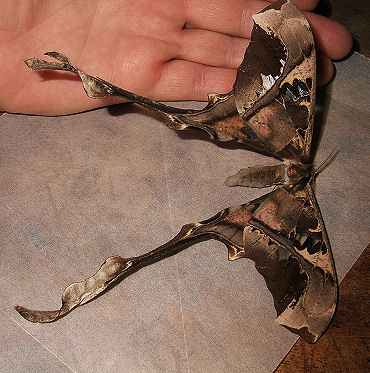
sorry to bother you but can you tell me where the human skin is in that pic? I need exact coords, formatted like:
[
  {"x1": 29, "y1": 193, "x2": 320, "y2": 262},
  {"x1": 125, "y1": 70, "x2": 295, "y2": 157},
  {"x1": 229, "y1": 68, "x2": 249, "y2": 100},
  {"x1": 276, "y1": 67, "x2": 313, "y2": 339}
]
[{"x1": 0, "y1": 0, "x2": 352, "y2": 115}]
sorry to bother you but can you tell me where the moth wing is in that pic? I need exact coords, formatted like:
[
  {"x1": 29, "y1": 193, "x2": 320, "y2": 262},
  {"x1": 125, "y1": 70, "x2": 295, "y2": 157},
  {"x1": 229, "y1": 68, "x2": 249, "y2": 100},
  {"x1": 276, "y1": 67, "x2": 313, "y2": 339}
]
[
  {"x1": 240, "y1": 184, "x2": 337, "y2": 343},
  {"x1": 182, "y1": 185, "x2": 337, "y2": 343},
  {"x1": 283, "y1": 183, "x2": 338, "y2": 341},
  {"x1": 23, "y1": 1, "x2": 315, "y2": 161},
  {"x1": 15, "y1": 185, "x2": 336, "y2": 342}
]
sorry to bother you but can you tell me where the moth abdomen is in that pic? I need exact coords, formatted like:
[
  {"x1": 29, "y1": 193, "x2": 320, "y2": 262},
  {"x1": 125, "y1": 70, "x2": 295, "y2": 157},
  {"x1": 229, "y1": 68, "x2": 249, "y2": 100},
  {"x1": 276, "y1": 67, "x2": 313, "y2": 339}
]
[
  {"x1": 225, "y1": 160, "x2": 313, "y2": 189},
  {"x1": 225, "y1": 164, "x2": 286, "y2": 188}
]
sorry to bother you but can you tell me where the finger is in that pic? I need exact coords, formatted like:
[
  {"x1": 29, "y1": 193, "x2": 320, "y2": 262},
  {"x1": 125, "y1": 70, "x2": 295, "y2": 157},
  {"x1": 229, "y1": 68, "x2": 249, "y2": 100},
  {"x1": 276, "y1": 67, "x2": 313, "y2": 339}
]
[
  {"x1": 305, "y1": 12, "x2": 353, "y2": 60},
  {"x1": 184, "y1": 0, "x2": 319, "y2": 39},
  {"x1": 153, "y1": 60, "x2": 236, "y2": 101},
  {"x1": 316, "y1": 53, "x2": 334, "y2": 86},
  {"x1": 267, "y1": 0, "x2": 319, "y2": 11},
  {"x1": 178, "y1": 28, "x2": 250, "y2": 69},
  {"x1": 184, "y1": 0, "x2": 267, "y2": 38},
  {"x1": 184, "y1": 0, "x2": 352, "y2": 61}
]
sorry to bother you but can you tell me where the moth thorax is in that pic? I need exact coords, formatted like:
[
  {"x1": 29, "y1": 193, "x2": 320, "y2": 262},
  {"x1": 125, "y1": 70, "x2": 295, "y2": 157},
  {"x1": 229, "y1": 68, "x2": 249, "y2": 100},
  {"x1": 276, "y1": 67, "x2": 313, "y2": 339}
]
[{"x1": 286, "y1": 162, "x2": 312, "y2": 185}]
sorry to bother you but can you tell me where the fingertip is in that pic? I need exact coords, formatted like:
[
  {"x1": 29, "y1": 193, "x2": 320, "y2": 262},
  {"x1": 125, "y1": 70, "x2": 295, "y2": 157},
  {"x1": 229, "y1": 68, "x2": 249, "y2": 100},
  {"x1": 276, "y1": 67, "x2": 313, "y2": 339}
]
[
  {"x1": 316, "y1": 54, "x2": 334, "y2": 86},
  {"x1": 306, "y1": 13, "x2": 353, "y2": 60},
  {"x1": 291, "y1": 0, "x2": 320, "y2": 12},
  {"x1": 268, "y1": 0, "x2": 319, "y2": 11}
]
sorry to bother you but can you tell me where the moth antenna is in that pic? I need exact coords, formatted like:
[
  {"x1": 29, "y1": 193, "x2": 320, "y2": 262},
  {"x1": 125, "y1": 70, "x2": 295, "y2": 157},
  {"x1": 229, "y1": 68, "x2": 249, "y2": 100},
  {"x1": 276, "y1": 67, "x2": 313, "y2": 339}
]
[{"x1": 314, "y1": 148, "x2": 339, "y2": 176}]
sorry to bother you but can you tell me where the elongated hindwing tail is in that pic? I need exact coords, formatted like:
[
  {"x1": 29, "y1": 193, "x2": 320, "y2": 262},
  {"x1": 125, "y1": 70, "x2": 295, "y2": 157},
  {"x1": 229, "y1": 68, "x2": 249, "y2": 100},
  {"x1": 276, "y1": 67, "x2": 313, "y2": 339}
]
[{"x1": 15, "y1": 184, "x2": 336, "y2": 343}]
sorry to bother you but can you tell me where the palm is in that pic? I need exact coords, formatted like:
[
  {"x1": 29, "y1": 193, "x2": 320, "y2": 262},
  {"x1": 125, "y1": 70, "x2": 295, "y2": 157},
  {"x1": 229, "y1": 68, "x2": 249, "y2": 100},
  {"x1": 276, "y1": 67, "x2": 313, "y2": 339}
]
[{"x1": 1, "y1": 0, "x2": 351, "y2": 115}]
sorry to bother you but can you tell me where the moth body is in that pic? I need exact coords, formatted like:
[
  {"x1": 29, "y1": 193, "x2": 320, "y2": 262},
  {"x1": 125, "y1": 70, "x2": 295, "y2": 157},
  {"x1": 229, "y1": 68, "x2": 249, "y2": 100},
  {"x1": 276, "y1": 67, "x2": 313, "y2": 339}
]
[
  {"x1": 225, "y1": 161, "x2": 312, "y2": 189},
  {"x1": 18, "y1": 0, "x2": 337, "y2": 344}
]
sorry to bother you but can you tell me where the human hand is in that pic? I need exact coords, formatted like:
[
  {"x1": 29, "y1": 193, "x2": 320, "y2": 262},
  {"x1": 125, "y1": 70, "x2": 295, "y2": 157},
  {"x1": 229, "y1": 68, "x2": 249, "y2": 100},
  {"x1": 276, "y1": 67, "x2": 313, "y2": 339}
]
[{"x1": 0, "y1": 0, "x2": 352, "y2": 115}]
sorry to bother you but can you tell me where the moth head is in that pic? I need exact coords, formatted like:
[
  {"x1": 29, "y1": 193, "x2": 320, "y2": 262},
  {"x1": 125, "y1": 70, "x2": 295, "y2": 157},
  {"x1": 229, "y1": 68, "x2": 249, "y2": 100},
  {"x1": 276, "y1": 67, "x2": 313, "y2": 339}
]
[{"x1": 286, "y1": 162, "x2": 313, "y2": 186}]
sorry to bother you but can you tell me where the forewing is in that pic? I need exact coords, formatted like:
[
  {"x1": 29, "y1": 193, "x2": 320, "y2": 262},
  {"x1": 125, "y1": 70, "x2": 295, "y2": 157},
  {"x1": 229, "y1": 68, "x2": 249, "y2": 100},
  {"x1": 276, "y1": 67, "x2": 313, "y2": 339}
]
[{"x1": 23, "y1": 1, "x2": 315, "y2": 160}]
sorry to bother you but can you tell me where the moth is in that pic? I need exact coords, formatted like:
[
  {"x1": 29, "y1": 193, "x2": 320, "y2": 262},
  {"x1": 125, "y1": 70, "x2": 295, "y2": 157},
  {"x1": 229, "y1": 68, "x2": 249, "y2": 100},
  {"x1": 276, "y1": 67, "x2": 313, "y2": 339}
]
[{"x1": 16, "y1": 0, "x2": 337, "y2": 343}]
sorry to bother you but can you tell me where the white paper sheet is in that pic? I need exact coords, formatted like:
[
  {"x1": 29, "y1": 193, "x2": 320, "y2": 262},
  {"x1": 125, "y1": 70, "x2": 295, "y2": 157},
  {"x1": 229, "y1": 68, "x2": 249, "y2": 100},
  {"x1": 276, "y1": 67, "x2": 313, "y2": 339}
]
[{"x1": 0, "y1": 52, "x2": 369, "y2": 373}]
